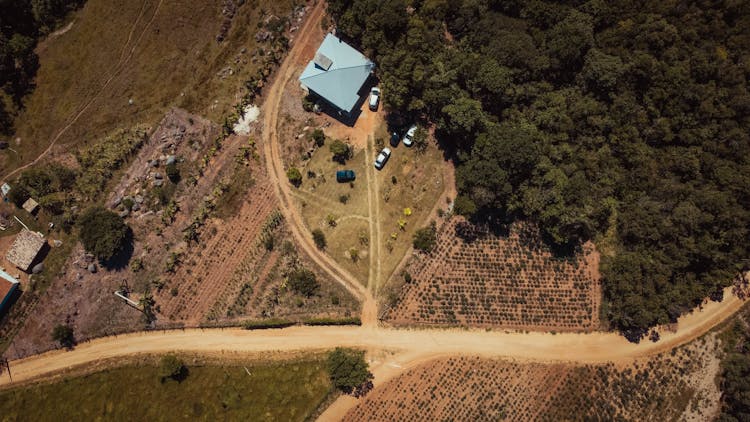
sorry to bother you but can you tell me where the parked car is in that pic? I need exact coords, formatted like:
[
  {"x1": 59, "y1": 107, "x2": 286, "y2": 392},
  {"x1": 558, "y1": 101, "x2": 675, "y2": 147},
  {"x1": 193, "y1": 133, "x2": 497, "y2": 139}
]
[
  {"x1": 336, "y1": 169, "x2": 356, "y2": 182},
  {"x1": 369, "y1": 87, "x2": 381, "y2": 111},
  {"x1": 390, "y1": 131, "x2": 400, "y2": 147},
  {"x1": 373, "y1": 147, "x2": 391, "y2": 170},
  {"x1": 402, "y1": 124, "x2": 418, "y2": 147}
]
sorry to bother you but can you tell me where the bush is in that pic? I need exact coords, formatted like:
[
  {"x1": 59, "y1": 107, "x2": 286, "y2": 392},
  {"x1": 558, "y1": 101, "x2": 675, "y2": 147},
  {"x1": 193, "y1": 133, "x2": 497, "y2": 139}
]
[
  {"x1": 413, "y1": 222, "x2": 437, "y2": 252},
  {"x1": 303, "y1": 317, "x2": 361, "y2": 326},
  {"x1": 312, "y1": 229, "x2": 326, "y2": 249},
  {"x1": 51, "y1": 324, "x2": 75, "y2": 349},
  {"x1": 287, "y1": 167, "x2": 302, "y2": 186},
  {"x1": 302, "y1": 93, "x2": 316, "y2": 112},
  {"x1": 78, "y1": 207, "x2": 130, "y2": 261},
  {"x1": 243, "y1": 318, "x2": 295, "y2": 329},
  {"x1": 312, "y1": 128, "x2": 325, "y2": 146},
  {"x1": 288, "y1": 268, "x2": 319, "y2": 297},
  {"x1": 159, "y1": 354, "x2": 187, "y2": 382},
  {"x1": 329, "y1": 139, "x2": 351, "y2": 163},
  {"x1": 327, "y1": 348, "x2": 373, "y2": 395},
  {"x1": 339, "y1": 194, "x2": 350, "y2": 204},
  {"x1": 165, "y1": 162, "x2": 180, "y2": 183}
]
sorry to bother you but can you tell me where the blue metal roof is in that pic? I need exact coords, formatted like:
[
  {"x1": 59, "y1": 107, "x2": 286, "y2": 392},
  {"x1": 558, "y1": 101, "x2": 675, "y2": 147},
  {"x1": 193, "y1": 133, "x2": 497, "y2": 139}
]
[
  {"x1": 0, "y1": 269, "x2": 19, "y2": 313},
  {"x1": 299, "y1": 33, "x2": 375, "y2": 113}
]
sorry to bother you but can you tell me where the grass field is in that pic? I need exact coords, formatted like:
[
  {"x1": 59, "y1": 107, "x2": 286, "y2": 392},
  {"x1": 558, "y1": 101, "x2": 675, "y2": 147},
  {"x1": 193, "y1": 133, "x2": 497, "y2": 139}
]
[
  {"x1": 0, "y1": 356, "x2": 332, "y2": 421},
  {"x1": 2, "y1": 0, "x2": 296, "y2": 173}
]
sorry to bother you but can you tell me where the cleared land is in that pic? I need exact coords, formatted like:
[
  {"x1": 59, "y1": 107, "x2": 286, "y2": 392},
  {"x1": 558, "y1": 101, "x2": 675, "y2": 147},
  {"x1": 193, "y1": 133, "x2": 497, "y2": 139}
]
[
  {"x1": 0, "y1": 355, "x2": 331, "y2": 421},
  {"x1": 1, "y1": 0, "x2": 295, "y2": 176},
  {"x1": 345, "y1": 337, "x2": 721, "y2": 421},
  {"x1": 383, "y1": 216, "x2": 601, "y2": 331}
]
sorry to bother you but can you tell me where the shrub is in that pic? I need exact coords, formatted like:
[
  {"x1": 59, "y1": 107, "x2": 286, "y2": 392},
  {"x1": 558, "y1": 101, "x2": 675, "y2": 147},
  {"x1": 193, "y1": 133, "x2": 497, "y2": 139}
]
[
  {"x1": 286, "y1": 167, "x2": 302, "y2": 186},
  {"x1": 312, "y1": 229, "x2": 326, "y2": 249},
  {"x1": 329, "y1": 139, "x2": 351, "y2": 163},
  {"x1": 78, "y1": 206, "x2": 130, "y2": 261},
  {"x1": 51, "y1": 324, "x2": 75, "y2": 349},
  {"x1": 159, "y1": 354, "x2": 187, "y2": 382},
  {"x1": 303, "y1": 317, "x2": 361, "y2": 326},
  {"x1": 412, "y1": 126, "x2": 428, "y2": 153},
  {"x1": 122, "y1": 197, "x2": 134, "y2": 211},
  {"x1": 165, "y1": 162, "x2": 180, "y2": 183},
  {"x1": 391, "y1": 176, "x2": 397, "y2": 184},
  {"x1": 413, "y1": 222, "x2": 437, "y2": 252},
  {"x1": 288, "y1": 268, "x2": 319, "y2": 297},
  {"x1": 312, "y1": 128, "x2": 325, "y2": 146},
  {"x1": 243, "y1": 318, "x2": 295, "y2": 329},
  {"x1": 339, "y1": 194, "x2": 350, "y2": 204},
  {"x1": 302, "y1": 93, "x2": 316, "y2": 112},
  {"x1": 326, "y1": 214, "x2": 337, "y2": 227},
  {"x1": 327, "y1": 348, "x2": 373, "y2": 394}
]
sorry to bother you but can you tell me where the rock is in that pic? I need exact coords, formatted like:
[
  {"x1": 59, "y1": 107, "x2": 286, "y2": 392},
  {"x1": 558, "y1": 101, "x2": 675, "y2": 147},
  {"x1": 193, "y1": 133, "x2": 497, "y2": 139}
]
[
  {"x1": 76, "y1": 272, "x2": 83, "y2": 280},
  {"x1": 88, "y1": 263, "x2": 97, "y2": 273},
  {"x1": 166, "y1": 155, "x2": 176, "y2": 165},
  {"x1": 128, "y1": 98, "x2": 134, "y2": 105},
  {"x1": 134, "y1": 195, "x2": 144, "y2": 204},
  {"x1": 131, "y1": 203, "x2": 141, "y2": 212},
  {"x1": 119, "y1": 209, "x2": 130, "y2": 218},
  {"x1": 150, "y1": 160, "x2": 159, "y2": 167},
  {"x1": 53, "y1": 239, "x2": 63, "y2": 247},
  {"x1": 32, "y1": 263, "x2": 44, "y2": 274},
  {"x1": 153, "y1": 179, "x2": 164, "y2": 187}
]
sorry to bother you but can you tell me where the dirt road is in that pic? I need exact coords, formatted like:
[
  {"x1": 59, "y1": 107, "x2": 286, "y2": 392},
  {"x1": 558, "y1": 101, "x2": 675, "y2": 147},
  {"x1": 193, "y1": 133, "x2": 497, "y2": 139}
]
[
  {"x1": 0, "y1": 285, "x2": 743, "y2": 388},
  {"x1": 260, "y1": 1, "x2": 374, "y2": 313}
]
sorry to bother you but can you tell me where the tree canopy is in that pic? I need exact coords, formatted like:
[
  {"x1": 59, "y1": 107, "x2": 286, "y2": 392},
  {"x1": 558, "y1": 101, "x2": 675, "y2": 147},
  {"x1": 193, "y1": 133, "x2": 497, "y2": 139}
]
[
  {"x1": 78, "y1": 206, "x2": 130, "y2": 262},
  {"x1": 329, "y1": 0, "x2": 750, "y2": 340},
  {"x1": 326, "y1": 348, "x2": 373, "y2": 395}
]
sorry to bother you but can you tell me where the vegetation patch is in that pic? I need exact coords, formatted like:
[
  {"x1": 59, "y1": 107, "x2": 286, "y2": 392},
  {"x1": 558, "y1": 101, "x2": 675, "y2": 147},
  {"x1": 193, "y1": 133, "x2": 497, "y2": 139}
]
[{"x1": 0, "y1": 356, "x2": 332, "y2": 421}]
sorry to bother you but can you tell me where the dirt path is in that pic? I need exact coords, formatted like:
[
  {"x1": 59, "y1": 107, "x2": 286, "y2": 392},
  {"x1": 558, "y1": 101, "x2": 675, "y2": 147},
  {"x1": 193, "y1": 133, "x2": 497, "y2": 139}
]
[
  {"x1": 0, "y1": 0, "x2": 164, "y2": 184},
  {"x1": 260, "y1": 1, "x2": 371, "y2": 309},
  {"x1": 0, "y1": 285, "x2": 743, "y2": 388}
]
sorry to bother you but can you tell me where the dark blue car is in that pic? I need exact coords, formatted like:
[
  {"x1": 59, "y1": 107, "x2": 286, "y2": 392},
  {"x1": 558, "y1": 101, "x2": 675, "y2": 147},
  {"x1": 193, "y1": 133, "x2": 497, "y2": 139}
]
[{"x1": 336, "y1": 170, "x2": 355, "y2": 182}]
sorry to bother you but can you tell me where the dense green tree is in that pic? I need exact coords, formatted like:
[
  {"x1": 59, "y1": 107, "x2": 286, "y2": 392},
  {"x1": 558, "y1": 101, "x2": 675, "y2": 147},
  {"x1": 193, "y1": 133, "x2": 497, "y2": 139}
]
[
  {"x1": 288, "y1": 268, "x2": 319, "y2": 297},
  {"x1": 51, "y1": 324, "x2": 75, "y2": 349},
  {"x1": 78, "y1": 206, "x2": 129, "y2": 262},
  {"x1": 158, "y1": 354, "x2": 187, "y2": 382},
  {"x1": 326, "y1": 348, "x2": 373, "y2": 394}
]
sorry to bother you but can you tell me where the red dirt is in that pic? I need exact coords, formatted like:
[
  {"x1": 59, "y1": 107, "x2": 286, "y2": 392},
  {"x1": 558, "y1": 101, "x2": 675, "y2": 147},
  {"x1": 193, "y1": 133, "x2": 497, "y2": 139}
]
[{"x1": 384, "y1": 216, "x2": 601, "y2": 331}]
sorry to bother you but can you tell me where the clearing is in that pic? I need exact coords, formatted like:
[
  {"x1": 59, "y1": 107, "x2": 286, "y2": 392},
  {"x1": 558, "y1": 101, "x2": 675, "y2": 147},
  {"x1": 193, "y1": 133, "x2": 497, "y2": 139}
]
[{"x1": 0, "y1": 354, "x2": 332, "y2": 421}]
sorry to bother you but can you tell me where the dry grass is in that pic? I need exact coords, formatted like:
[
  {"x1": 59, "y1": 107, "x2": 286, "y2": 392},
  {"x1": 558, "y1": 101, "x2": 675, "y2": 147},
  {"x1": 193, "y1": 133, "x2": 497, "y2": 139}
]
[{"x1": 3, "y1": 0, "x2": 296, "y2": 173}]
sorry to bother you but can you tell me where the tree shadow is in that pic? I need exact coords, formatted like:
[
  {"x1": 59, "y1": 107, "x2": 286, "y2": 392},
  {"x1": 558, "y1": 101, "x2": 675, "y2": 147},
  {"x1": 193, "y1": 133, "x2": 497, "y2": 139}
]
[{"x1": 101, "y1": 227, "x2": 134, "y2": 271}]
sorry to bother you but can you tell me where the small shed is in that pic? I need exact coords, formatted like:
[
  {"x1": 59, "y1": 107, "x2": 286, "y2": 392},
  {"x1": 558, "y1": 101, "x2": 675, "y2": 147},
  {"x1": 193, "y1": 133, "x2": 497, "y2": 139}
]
[
  {"x1": 6, "y1": 229, "x2": 46, "y2": 272},
  {"x1": 0, "y1": 269, "x2": 19, "y2": 314},
  {"x1": 22, "y1": 198, "x2": 39, "y2": 215}
]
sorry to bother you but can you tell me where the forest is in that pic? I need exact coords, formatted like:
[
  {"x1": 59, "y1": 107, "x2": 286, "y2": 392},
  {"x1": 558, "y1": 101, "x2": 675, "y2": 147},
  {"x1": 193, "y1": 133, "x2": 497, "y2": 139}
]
[
  {"x1": 0, "y1": 0, "x2": 82, "y2": 137},
  {"x1": 327, "y1": 0, "x2": 750, "y2": 340}
]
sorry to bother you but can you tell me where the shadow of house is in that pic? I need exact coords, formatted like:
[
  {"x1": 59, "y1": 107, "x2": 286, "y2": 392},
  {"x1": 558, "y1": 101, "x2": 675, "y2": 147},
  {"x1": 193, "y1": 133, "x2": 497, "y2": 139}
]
[{"x1": 299, "y1": 33, "x2": 375, "y2": 126}]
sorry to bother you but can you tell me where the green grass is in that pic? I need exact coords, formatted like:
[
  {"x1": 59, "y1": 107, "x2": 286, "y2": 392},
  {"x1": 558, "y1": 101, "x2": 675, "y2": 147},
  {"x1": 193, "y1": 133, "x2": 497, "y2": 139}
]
[{"x1": 0, "y1": 357, "x2": 332, "y2": 421}]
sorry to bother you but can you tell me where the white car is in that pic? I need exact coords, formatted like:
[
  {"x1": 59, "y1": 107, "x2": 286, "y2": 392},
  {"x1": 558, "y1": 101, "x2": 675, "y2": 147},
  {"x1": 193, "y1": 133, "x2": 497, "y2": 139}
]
[
  {"x1": 374, "y1": 147, "x2": 391, "y2": 170},
  {"x1": 369, "y1": 87, "x2": 381, "y2": 111},
  {"x1": 402, "y1": 125, "x2": 417, "y2": 147}
]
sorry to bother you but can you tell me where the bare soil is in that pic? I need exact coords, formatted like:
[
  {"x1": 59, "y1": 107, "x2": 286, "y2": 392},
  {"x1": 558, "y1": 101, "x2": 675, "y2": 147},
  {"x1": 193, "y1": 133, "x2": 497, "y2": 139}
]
[{"x1": 344, "y1": 337, "x2": 722, "y2": 421}]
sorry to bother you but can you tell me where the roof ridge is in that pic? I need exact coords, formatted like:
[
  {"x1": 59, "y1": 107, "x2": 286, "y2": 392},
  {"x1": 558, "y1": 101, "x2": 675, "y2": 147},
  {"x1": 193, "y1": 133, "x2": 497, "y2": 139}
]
[{"x1": 300, "y1": 63, "x2": 374, "y2": 81}]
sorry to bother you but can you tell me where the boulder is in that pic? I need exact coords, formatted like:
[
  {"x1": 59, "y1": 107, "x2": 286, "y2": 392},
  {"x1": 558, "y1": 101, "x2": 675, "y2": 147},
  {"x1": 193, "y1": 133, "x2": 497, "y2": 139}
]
[
  {"x1": 119, "y1": 209, "x2": 130, "y2": 218},
  {"x1": 131, "y1": 203, "x2": 141, "y2": 212},
  {"x1": 154, "y1": 172, "x2": 163, "y2": 180},
  {"x1": 31, "y1": 263, "x2": 44, "y2": 274},
  {"x1": 153, "y1": 179, "x2": 164, "y2": 187},
  {"x1": 134, "y1": 195, "x2": 144, "y2": 204},
  {"x1": 88, "y1": 263, "x2": 97, "y2": 273},
  {"x1": 165, "y1": 155, "x2": 176, "y2": 165}
]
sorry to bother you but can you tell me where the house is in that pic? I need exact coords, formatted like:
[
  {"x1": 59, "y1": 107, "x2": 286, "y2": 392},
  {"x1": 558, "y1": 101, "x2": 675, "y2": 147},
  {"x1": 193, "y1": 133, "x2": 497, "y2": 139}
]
[
  {"x1": 22, "y1": 198, "x2": 39, "y2": 215},
  {"x1": 6, "y1": 229, "x2": 46, "y2": 273},
  {"x1": 0, "y1": 269, "x2": 19, "y2": 314},
  {"x1": 299, "y1": 33, "x2": 375, "y2": 116}
]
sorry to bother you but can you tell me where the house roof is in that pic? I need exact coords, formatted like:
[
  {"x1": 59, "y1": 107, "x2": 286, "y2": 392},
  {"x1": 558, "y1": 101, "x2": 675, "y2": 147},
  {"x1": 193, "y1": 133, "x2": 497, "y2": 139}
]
[
  {"x1": 6, "y1": 230, "x2": 46, "y2": 272},
  {"x1": 22, "y1": 198, "x2": 39, "y2": 214},
  {"x1": 0, "y1": 269, "x2": 19, "y2": 310},
  {"x1": 299, "y1": 33, "x2": 375, "y2": 113}
]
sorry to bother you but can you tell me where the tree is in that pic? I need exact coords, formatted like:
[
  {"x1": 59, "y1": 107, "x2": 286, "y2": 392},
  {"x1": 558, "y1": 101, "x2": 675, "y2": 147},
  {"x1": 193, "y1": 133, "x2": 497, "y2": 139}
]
[
  {"x1": 288, "y1": 268, "x2": 319, "y2": 297},
  {"x1": 412, "y1": 126, "x2": 428, "y2": 153},
  {"x1": 286, "y1": 167, "x2": 302, "y2": 187},
  {"x1": 78, "y1": 206, "x2": 129, "y2": 262},
  {"x1": 327, "y1": 348, "x2": 373, "y2": 395},
  {"x1": 159, "y1": 354, "x2": 187, "y2": 382},
  {"x1": 329, "y1": 139, "x2": 351, "y2": 164},
  {"x1": 51, "y1": 324, "x2": 75, "y2": 349},
  {"x1": 312, "y1": 229, "x2": 326, "y2": 250},
  {"x1": 312, "y1": 128, "x2": 325, "y2": 147},
  {"x1": 165, "y1": 162, "x2": 180, "y2": 183},
  {"x1": 413, "y1": 222, "x2": 437, "y2": 252}
]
